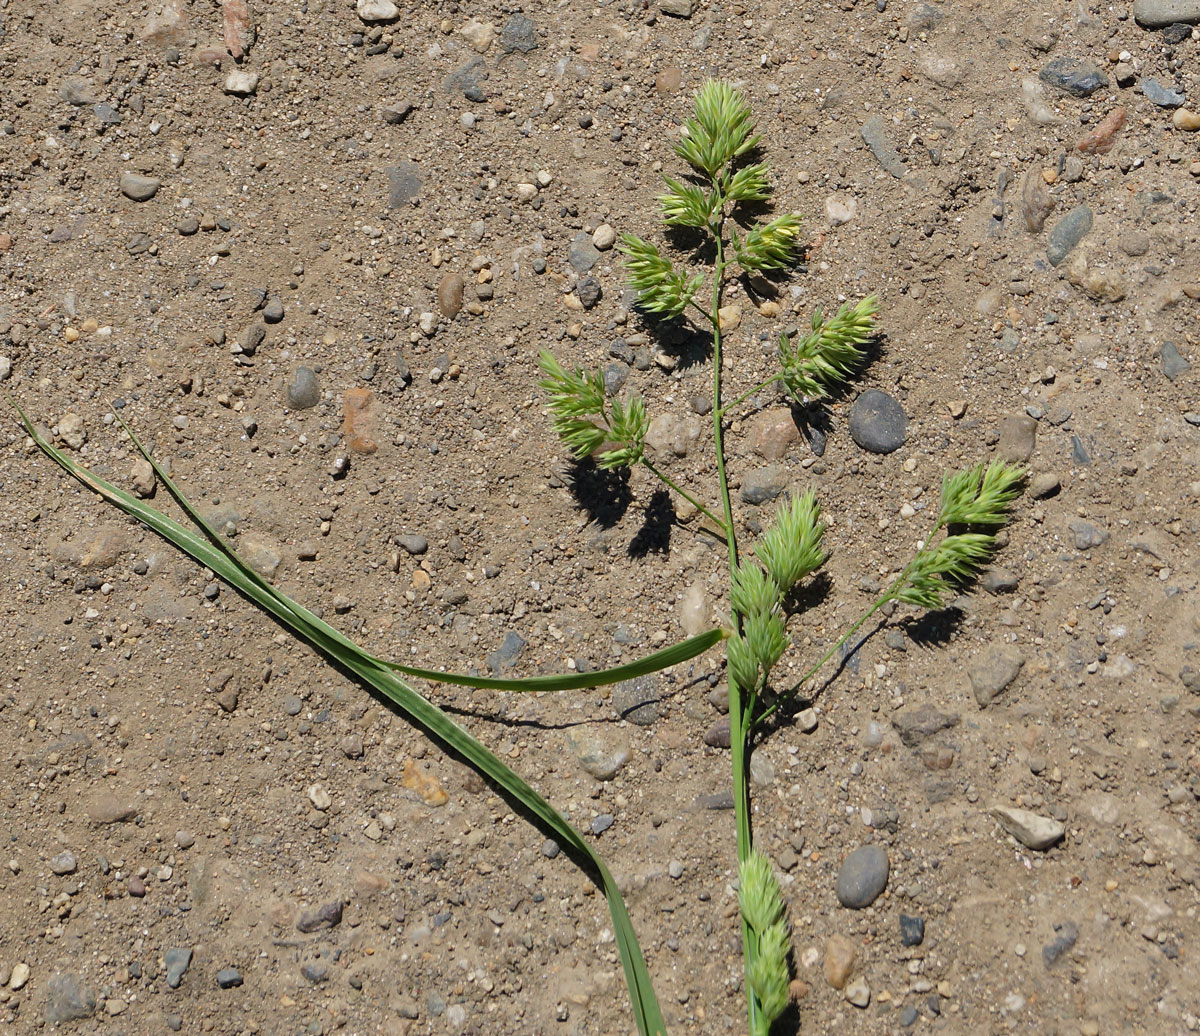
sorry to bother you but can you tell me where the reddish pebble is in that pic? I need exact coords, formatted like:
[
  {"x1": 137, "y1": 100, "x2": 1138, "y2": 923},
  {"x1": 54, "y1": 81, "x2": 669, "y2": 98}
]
[
  {"x1": 221, "y1": 0, "x2": 255, "y2": 59},
  {"x1": 342, "y1": 388, "x2": 379, "y2": 455},
  {"x1": 0, "y1": 231, "x2": 12, "y2": 252},
  {"x1": 1077, "y1": 106, "x2": 1126, "y2": 155},
  {"x1": 128, "y1": 876, "x2": 147, "y2": 897}
]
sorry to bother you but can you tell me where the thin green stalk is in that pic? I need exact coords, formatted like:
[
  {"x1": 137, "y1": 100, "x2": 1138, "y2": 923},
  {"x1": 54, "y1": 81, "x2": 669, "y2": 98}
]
[
  {"x1": 717, "y1": 372, "x2": 785, "y2": 421},
  {"x1": 639, "y1": 457, "x2": 727, "y2": 534},
  {"x1": 707, "y1": 221, "x2": 765, "y2": 1034}
]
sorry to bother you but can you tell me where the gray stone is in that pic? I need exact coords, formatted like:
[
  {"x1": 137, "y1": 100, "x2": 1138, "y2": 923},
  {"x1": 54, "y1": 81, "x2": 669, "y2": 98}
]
[
  {"x1": 223, "y1": 69, "x2": 258, "y2": 96},
  {"x1": 500, "y1": 14, "x2": 538, "y2": 53},
  {"x1": 381, "y1": 101, "x2": 413, "y2": 124},
  {"x1": 164, "y1": 947, "x2": 193, "y2": 989},
  {"x1": 849, "y1": 389, "x2": 907, "y2": 454},
  {"x1": 1142, "y1": 78, "x2": 1187, "y2": 107},
  {"x1": 120, "y1": 172, "x2": 160, "y2": 202},
  {"x1": 659, "y1": 0, "x2": 696, "y2": 15},
  {"x1": 1039, "y1": 57, "x2": 1107, "y2": 97},
  {"x1": 968, "y1": 648, "x2": 1025, "y2": 707},
  {"x1": 216, "y1": 968, "x2": 243, "y2": 988},
  {"x1": 981, "y1": 568, "x2": 1019, "y2": 593},
  {"x1": 262, "y1": 299, "x2": 284, "y2": 323},
  {"x1": 1042, "y1": 921, "x2": 1079, "y2": 965},
  {"x1": 604, "y1": 363, "x2": 629, "y2": 395},
  {"x1": 740, "y1": 464, "x2": 789, "y2": 505},
  {"x1": 845, "y1": 976, "x2": 871, "y2": 1007},
  {"x1": 45, "y1": 973, "x2": 96, "y2": 1023},
  {"x1": 285, "y1": 366, "x2": 320, "y2": 409},
  {"x1": 891, "y1": 705, "x2": 959, "y2": 748},
  {"x1": 899, "y1": 914, "x2": 925, "y2": 947},
  {"x1": 1133, "y1": 0, "x2": 1200, "y2": 27},
  {"x1": 297, "y1": 900, "x2": 343, "y2": 933},
  {"x1": 1161, "y1": 342, "x2": 1191, "y2": 381},
  {"x1": 835, "y1": 845, "x2": 889, "y2": 908},
  {"x1": 991, "y1": 805, "x2": 1065, "y2": 851},
  {"x1": 50, "y1": 851, "x2": 77, "y2": 875},
  {"x1": 569, "y1": 731, "x2": 632, "y2": 780},
  {"x1": 860, "y1": 117, "x2": 907, "y2": 178},
  {"x1": 612, "y1": 675, "x2": 662, "y2": 726},
  {"x1": 704, "y1": 719, "x2": 731, "y2": 748},
  {"x1": 397, "y1": 534, "x2": 428, "y2": 555},
  {"x1": 1046, "y1": 205, "x2": 1093, "y2": 266},
  {"x1": 568, "y1": 232, "x2": 600, "y2": 273},
  {"x1": 241, "y1": 323, "x2": 266, "y2": 356},
  {"x1": 577, "y1": 276, "x2": 602, "y2": 309},
  {"x1": 591, "y1": 813, "x2": 615, "y2": 835},
  {"x1": 445, "y1": 57, "x2": 486, "y2": 99},
  {"x1": 1068, "y1": 520, "x2": 1109, "y2": 550},
  {"x1": 94, "y1": 103, "x2": 121, "y2": 126},
  {"x1": 487, "y1": 631, "x2": 526, "y2": 673},
  {"x1": 387, "y1": 162, "x2": 422, "y2": 208},
  {"x1": 1028, "y1": 473, "x2": 1060, "y2": 499},
  {"x1": 997, "y1": 414, "x2": 1037, "y2": 463}
]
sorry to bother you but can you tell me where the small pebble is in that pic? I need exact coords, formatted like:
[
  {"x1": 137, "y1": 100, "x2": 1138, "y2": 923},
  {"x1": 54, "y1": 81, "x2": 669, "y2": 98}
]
[
  {"x1": 216, "y1": 968, "x2": 243, "y2": 989},
  {"x1": 119, "y1": 172, "x2": 160, "y2": 202},
  {"x1": 835, "y1": 845, "x2": 889, "y2": 908},
  {"x1": 849, "y1": 389, "x2": 907, "y2": 454},
  {"x1": 50, "y1": 851, "x2": 78, "y2": 875}
]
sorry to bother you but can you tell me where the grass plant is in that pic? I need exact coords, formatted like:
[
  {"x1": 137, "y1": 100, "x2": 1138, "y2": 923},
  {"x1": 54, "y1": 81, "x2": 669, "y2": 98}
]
[
  {"x1": 539, "y1": 80, "x2": 1024, "y2": 1035},
  {"x1": 12, "y1": 79, "x2": 1023, "y2": 1036}
]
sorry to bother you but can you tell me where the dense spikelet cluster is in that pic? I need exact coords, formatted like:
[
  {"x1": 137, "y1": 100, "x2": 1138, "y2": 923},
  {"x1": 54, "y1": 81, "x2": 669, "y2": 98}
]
[
  {"x1": 739, "y1": 851, "x2": 791, "y2": 1028},
  {"x1": 537, "y1": 350, "x2": 647, "y2": 469},
  {"x1": 891, "y1": 460, "x2": 1026, "y2": 609},
  {"x1": 778, "y1": 295, "x2": 880, "y2": 401}
]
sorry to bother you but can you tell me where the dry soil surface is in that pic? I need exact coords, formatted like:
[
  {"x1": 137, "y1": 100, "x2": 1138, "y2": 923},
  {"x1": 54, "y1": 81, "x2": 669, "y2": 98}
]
[{"x1": 1, "y1": 1, "x2": 1199, "y2": 1034}]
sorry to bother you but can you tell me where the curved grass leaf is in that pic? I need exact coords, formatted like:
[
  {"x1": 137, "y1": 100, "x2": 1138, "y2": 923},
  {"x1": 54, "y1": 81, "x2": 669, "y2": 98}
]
[{"x1": 10, "y1": 398, "x2": 670, "y2": 1036}]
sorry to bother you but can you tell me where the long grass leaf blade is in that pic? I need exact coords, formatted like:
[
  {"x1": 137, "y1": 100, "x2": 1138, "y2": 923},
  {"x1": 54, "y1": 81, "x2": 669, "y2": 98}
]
[{"x1": 10, "y1": 400, "x2": 669, "y2": 1036}]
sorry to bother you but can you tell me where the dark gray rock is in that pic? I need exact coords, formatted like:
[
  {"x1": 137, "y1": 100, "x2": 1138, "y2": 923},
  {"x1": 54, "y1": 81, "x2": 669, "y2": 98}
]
[
  {"x1": 1068, "y1": 520, "x2": 1109, "y2": 550},
  {"x1": 1046, "y1": 205, "x2": 1093, "y2": 267},
  {"x1": 569, "y1": 232, "x2": 600, "y2": 273},
  {"x1": 387, "y1": 161, "x2": 422, "y2": 208},
  {"x1": 1039, "y1": 57, "x2": 1107, "y2": 97},
  {"x1": 849, "y1": 389, "x2": 907, "y2": 453},
  {"x1": 969, "y1": 648, "x2": 1025, "y2": 707},
  {"x1": 1072, "y1": 435, "x2": 1092, "y2": 465},
  {"x1": 164, "y1": 947, "x2": 193, "y2": 989},
  {"x1": 500, "y1": 14, "x2": 538, "y2": 53},
  {"x1": 1161, "y1": 342, "x2": 1191, "y2": 381},
  {"x1": 577, "y1": 276, "x2": 602, "y2": 309},
  {"x1": 900, "y1": 914, "x2": 925, "y2": 946},
  {"x1": 835, "y1": 845, "x2": 890, "y2": 909},
  {"x1": 216, "y1": 968, "x2": 243, "y2": 988},
  {"x1": 892, "y1": 705, "x2": 959, "y2": 748},
  {"x1": 301, "y1": 962, "x2": 329, "y2": 984},
  {"x1": 242, "y1": 323, "x2": 266, "y2": 356},
  {"x1": 444, "y1": 57, "x2": 487, "y2": 98},
  {"x1": 397, "y1": 534, "x2": 428, "y2": 555},
  {"x1": 740, "y1": 464, "x2": 789, "y2": 505},
  {"x1": 1042, "y1": 920, "x2": 1078, "y2": 965},
  {"x1": 603, "y1": 362, "x2": 629, "y2": 395},
  {"x1": 612, "y1": 675, "x2": 662, "y2": 726},
  {"x1": 899, "y1": 1004, "x2": 919, "y2": 1027},
  {"x1": 285, "y1": 366, "x2": 320, "y2": 409},
  {"x1": 94, "y1": 103, "x2": 121, "y2": 126},
  {"x1": 487, "y1": 631, "x2": 526, "y2": 673},
  {"x1": 591, "y1": 813, "x2": 615, "y2": 834},
  {"x1": 45, "y1": 973, "x2": 96, "y2": 1023},
  {"x1": 297, "y1": 900, "x2": 344, "y2": 933},
  {"x1": 860, "y1": 117, "x2": 907, "y2": 178},
  {"x1": 262, "y1": 298, "x2": 284, "y2": 323}
]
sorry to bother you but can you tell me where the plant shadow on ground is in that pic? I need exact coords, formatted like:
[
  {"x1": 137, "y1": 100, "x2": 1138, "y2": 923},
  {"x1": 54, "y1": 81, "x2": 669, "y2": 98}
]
[
  {"x1": 562, "y1": 457, "x2": 633, "y2": 529},
  {"x1": 754, "y1": 603, "x2": 965, "y2": 742},
  {"x1": 563, "y1": 460, "x2": 676, "y2": 558}
]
